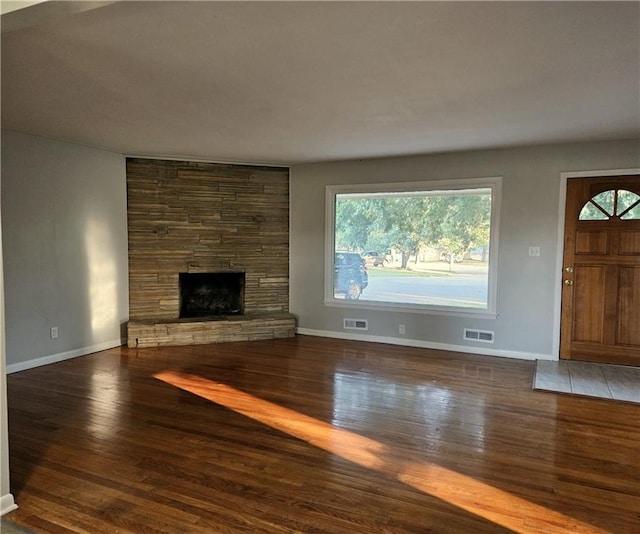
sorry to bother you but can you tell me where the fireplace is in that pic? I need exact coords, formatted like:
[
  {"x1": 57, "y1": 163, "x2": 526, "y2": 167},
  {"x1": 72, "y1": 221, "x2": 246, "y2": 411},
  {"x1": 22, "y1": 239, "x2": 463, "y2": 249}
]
[
  {"x1": 179, "y1": 272, "x2": 245, "y2": 318},
  {"x1": 126, "y1": 159, "x2": 294, "y2": 347}
]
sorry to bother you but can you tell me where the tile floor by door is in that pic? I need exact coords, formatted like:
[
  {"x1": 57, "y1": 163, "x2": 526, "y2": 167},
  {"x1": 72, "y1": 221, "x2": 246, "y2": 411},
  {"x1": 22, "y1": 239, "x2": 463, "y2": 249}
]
[{"x1": 534, "y1": 360, "x2": 640, "y2": 404}]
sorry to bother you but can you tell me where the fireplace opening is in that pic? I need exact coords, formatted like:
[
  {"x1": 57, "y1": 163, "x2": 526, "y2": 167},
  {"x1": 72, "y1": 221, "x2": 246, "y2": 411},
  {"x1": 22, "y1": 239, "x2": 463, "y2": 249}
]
[{"x1": 179, "y1": 272, "x2": 245, "y2": 318}]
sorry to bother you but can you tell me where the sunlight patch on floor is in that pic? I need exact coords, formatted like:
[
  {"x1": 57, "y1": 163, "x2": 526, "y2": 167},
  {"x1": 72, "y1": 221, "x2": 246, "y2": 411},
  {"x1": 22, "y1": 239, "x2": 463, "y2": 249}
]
[{"x1": 154, "y1": 371, "x2": 607, "y2": 534}]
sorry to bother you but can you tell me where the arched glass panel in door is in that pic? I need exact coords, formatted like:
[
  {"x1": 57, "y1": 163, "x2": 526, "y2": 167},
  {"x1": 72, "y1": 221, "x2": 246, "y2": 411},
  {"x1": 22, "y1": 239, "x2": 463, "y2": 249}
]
[{"x1": 578, "y1": 189, "x2": 640, "y2": 220}]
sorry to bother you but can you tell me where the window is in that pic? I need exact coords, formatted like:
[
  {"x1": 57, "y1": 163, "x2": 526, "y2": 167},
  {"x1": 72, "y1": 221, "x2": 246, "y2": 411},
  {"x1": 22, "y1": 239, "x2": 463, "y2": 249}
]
[
  {"x1": 325, "y1": 177, "x2": 501, "y2": 318},
  {"x1": 579, "y1": 189, "x2": 640, "y2": 220}
]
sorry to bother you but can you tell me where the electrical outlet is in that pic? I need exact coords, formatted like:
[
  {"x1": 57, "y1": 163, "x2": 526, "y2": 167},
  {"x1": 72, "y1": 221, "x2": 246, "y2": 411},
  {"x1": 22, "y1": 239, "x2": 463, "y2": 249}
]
[
  {"x1": 50, "y1": 326, "x2": 59, "y2": 339},
  {"x1": 399, "y1": 324, "x2": 405, "y2": 335},
  {"x1": 528, "y1": 246, "x2": 540, "y2": 257}
]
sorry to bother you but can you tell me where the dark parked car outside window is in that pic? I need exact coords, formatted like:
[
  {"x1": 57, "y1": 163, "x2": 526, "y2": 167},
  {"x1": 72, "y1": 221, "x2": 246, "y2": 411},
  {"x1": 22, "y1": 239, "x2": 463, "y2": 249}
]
[{"x1": 334, "y1": 252, "x2": 368, "y2": 299}]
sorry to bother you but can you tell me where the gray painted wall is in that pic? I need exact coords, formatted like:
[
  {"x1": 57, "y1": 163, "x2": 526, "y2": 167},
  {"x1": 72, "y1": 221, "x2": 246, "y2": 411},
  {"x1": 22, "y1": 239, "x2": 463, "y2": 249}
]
[
  {"x1": 290, "y1": 140, "x2": 640, "y2": 359},
  {"x1": 1, "y1": 130, "x2": 129, "y2": 369}
]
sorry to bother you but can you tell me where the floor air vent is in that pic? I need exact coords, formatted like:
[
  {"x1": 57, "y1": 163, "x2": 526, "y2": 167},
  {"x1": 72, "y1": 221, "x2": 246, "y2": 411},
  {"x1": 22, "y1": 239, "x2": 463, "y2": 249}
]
[
  {"x1": 464, "y1": 328, "x2": 495, "y2": 343},
  {"x1": 344, "y1": 318, "x2": 368, "y2": 331}
]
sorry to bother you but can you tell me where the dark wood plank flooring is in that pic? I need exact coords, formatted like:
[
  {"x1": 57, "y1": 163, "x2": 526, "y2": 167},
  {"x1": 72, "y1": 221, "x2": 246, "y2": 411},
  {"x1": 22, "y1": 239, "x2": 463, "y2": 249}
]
[{"x1": 5, "y1": 336, "x2": 640, "y2": 533}]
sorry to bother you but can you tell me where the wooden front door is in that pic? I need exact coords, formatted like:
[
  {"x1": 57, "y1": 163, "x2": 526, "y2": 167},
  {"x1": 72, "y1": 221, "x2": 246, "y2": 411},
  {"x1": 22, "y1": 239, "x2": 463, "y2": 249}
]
[{"x1": 560, "y1": 175, "x2": 640, "y2": 365}]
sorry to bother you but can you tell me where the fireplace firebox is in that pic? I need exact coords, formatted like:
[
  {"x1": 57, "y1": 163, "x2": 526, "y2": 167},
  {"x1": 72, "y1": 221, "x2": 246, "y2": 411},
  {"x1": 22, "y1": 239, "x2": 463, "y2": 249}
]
[{"x1": 179, "y1": 272, "x2": 245, "y2": 318}]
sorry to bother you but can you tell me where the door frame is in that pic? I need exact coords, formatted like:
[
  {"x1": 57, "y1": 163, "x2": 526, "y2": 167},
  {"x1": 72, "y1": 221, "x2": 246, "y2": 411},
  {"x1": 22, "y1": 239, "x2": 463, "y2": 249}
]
[{"x1": 552, "y1": 168, "x2": 640, "y2": 360}]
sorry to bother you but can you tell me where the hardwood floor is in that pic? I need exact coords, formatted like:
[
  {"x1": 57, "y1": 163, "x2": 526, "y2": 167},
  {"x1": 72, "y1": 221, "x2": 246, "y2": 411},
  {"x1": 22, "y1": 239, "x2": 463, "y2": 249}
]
[{"x1": 5, "y1": 336, "x2": 640, "y2": 533}]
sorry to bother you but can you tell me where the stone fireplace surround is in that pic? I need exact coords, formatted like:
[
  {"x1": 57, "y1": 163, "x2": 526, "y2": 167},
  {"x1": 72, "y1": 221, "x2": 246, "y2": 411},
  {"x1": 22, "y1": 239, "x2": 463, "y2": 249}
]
[{"x1": 126, "y1": 158, "x2": 295, "y2": 347}]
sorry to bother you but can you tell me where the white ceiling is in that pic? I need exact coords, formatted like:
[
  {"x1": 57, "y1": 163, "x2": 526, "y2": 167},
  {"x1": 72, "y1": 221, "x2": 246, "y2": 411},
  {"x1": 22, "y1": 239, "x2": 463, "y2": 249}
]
[{"x1": 2, "y1": 1, "x2": 639, "y2": 165}]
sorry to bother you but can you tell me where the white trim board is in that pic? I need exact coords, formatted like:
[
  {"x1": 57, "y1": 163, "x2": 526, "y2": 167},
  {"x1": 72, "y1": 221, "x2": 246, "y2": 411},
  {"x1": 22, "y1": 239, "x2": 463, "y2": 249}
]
[
  {"x1": 1, "y1": 493, "x2": 18, "y2": 516},
  {"x1": 296, "y1": 328, "x2": 551, "y2": 361},
  {"x1": 6, "y1": 338, "x2": 124, "y2": 374},
  {"x1": 552, "y1": 168, "x2": 640, "y2": 359}
]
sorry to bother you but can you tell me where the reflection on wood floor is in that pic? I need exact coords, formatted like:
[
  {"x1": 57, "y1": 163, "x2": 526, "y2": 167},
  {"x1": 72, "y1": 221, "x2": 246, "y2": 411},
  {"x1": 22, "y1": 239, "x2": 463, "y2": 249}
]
[{"x1": 6, "y1": 336, "x2": 640, "y2": 533}]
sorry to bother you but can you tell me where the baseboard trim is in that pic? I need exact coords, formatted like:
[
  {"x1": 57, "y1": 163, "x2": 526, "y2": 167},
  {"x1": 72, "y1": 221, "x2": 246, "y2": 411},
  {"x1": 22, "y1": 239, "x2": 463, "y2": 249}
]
[
  {"x1": 1, "y1": 493, "x2": 18, "y2": 516},
  {"x1": 6, "y1": 338, "x2": 124, "y2": 374},
  {"x1": 296, "y1": 328, "x2": 553, "y2": 361}
]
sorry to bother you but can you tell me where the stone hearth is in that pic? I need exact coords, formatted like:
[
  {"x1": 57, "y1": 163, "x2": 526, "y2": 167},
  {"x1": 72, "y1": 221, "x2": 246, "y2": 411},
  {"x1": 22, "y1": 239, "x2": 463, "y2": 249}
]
[{"x1": 127, "y1": 312, "x2": 295, "y2": 348}]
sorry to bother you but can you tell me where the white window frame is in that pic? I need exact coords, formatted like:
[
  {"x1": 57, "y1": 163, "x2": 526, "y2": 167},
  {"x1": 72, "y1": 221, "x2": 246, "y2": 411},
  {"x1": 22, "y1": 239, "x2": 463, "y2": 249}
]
[{"x1": 324, "y1": 177, "x2": 502, "y2": 319}]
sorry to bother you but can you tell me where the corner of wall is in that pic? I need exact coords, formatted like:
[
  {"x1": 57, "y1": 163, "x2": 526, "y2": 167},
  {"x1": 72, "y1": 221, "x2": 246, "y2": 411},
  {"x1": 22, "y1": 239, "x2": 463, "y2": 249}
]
[{"x1": 0, "y1": 494, "x2": 18, "y2": 516}]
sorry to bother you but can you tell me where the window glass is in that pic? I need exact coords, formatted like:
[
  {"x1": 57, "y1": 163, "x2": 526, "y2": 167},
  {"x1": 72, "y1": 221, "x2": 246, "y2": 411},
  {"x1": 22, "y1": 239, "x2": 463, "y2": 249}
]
[
  {"x1": 591, "y1": 190, "x2": 615, "y2": 215},
  {"x1": 620, "y1": 204, "x2": 640, "y2": 220},
  {"x1": 579, "y1": 201, "x2": 609, "y2": 220},
  {"x1": 327, "y1": 179, "x2": 500, "y2": 316},
  {"x1": 579, "y1": 189, "x2": 640, "y2": 221},
  {"x1": 616, "y1": 190, "x2": 640, "y2": 218}
]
